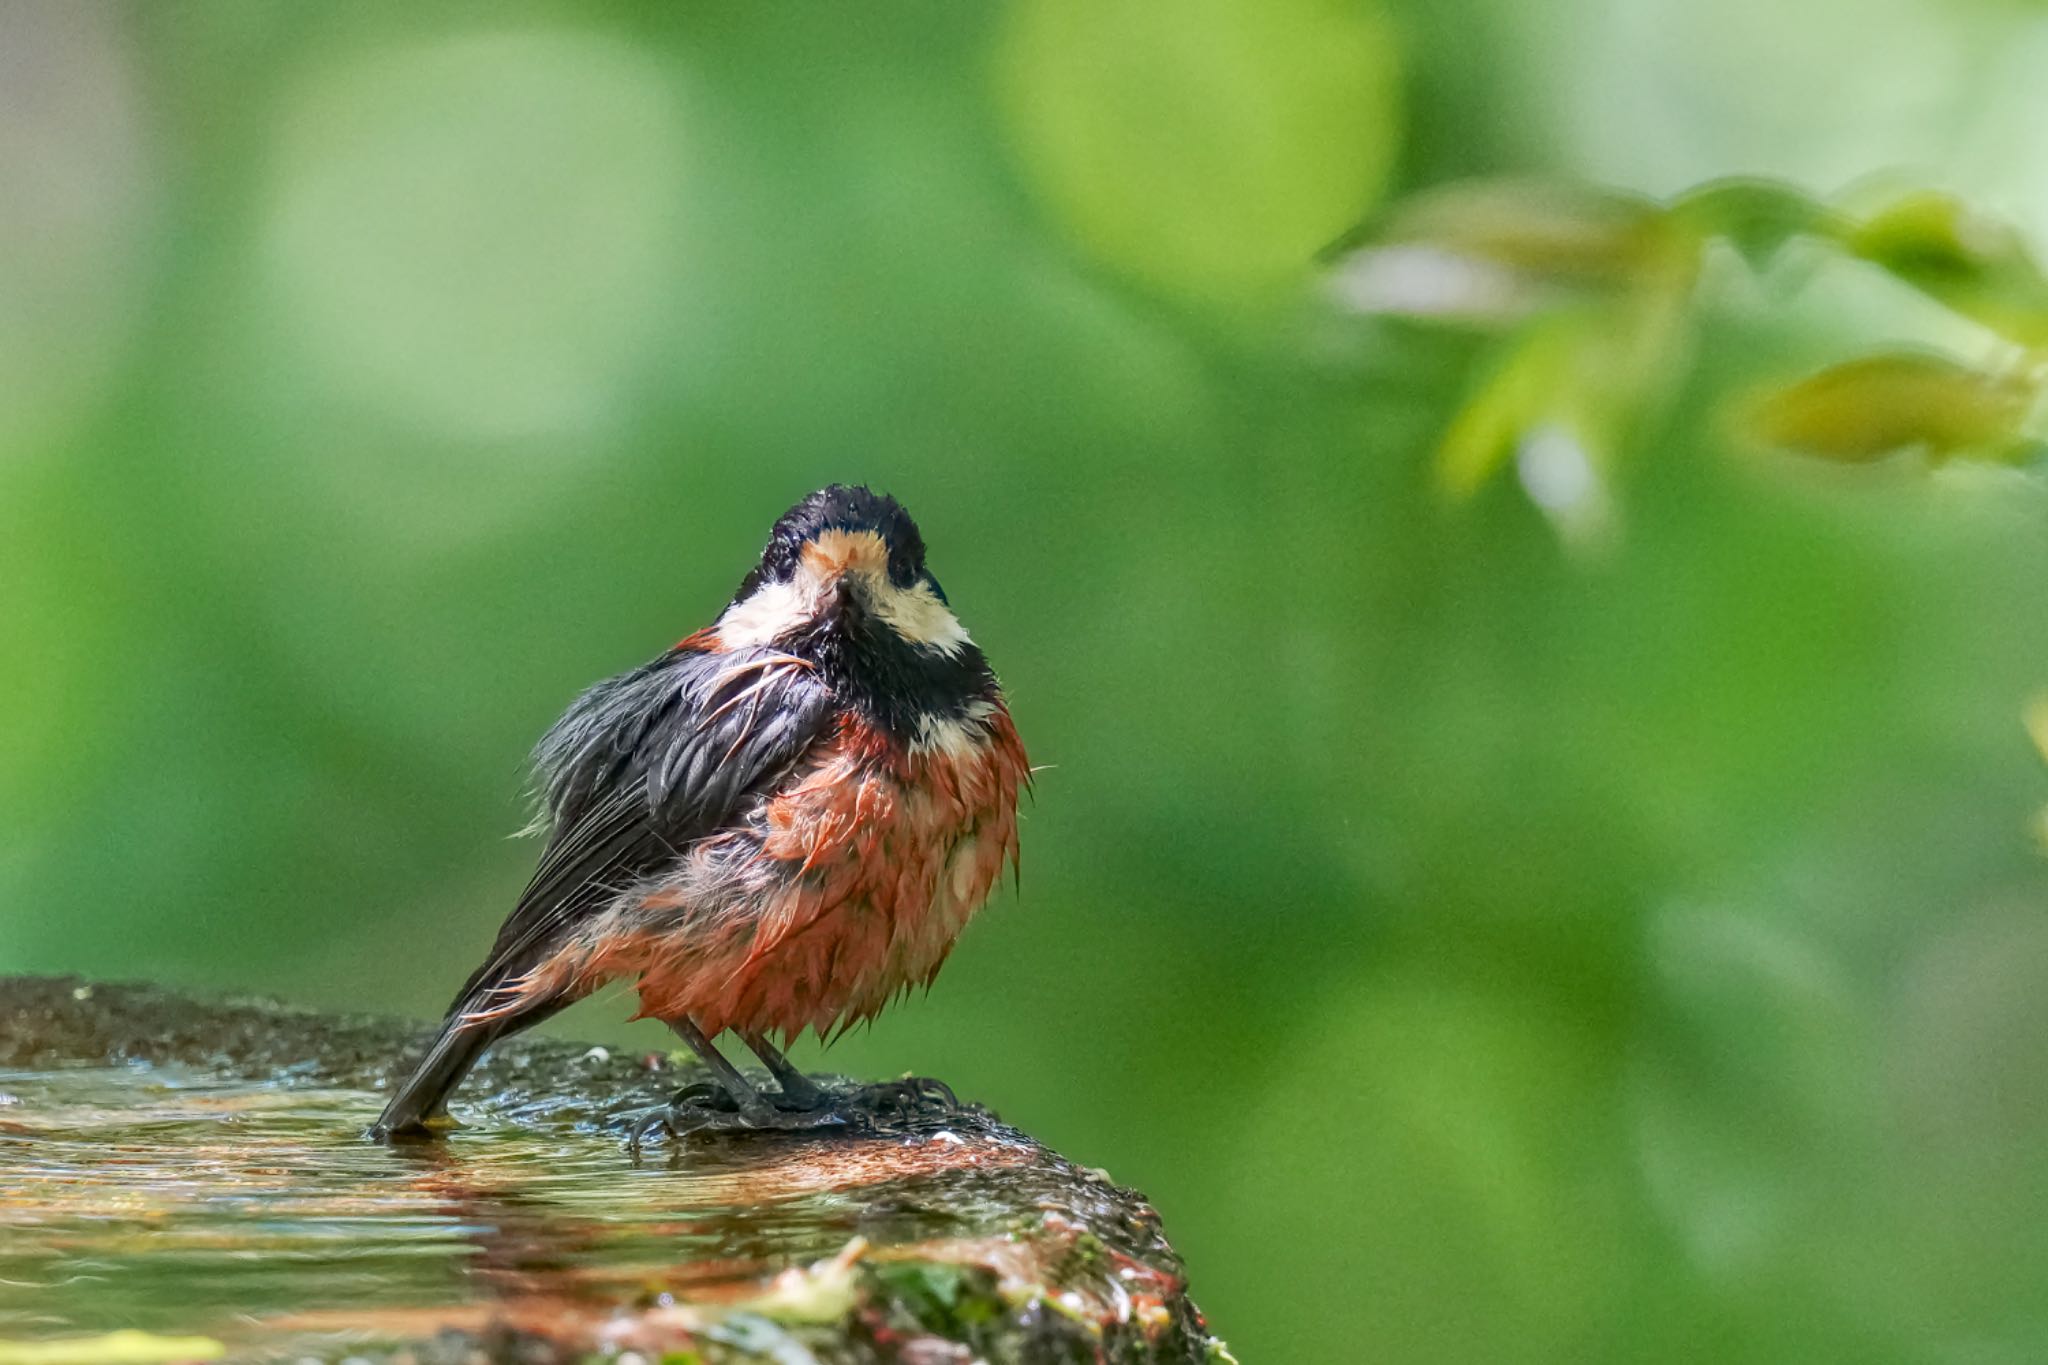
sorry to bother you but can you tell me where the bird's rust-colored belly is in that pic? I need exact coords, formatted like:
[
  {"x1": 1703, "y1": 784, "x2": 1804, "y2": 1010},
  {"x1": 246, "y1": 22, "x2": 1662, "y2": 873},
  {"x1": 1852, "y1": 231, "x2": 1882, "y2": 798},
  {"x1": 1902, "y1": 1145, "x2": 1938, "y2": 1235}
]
[{"x1": 593, "y1": 713, "x2": 1025, "y2": 1043}]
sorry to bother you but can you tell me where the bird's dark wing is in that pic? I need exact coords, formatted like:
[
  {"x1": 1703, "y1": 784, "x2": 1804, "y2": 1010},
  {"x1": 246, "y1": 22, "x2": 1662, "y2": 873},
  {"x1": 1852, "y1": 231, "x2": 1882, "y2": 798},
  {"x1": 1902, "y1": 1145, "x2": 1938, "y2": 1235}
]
[{"x1": 448, "y1": 645, "x2": 835, "y2": 1013}]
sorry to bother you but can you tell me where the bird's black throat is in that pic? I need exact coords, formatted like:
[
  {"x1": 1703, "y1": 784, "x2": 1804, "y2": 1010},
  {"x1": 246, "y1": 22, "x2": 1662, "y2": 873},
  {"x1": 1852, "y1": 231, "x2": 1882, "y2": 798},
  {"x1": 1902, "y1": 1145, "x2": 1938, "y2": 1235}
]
[{"x1": 789, "y1": 592, "x2": 997, "y2": 741}]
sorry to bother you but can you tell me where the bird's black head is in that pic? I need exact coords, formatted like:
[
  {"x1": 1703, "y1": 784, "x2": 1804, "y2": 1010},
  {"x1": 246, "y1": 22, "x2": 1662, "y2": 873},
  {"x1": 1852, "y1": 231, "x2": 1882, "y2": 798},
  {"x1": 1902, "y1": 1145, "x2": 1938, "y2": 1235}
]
[
  {"x1": 740, "y1": 485, "x2": 931, "y2": 601},
  {"x1": 715, "y1": 486, "x2": 996, "y2": 739}
]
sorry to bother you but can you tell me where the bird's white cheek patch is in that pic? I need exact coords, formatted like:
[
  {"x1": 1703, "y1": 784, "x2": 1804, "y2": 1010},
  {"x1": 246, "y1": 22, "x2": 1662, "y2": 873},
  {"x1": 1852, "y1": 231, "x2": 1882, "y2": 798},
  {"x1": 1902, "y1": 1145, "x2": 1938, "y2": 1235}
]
[
  {"x1": 715, "y1": 529, "x2": 971, "y2": 656},
  {"x1": 716, "y1": 569, "x2": 828, "y2": 648},
  {"x1": 873, "y1": 581, "x2": 972, "y2": 656}
]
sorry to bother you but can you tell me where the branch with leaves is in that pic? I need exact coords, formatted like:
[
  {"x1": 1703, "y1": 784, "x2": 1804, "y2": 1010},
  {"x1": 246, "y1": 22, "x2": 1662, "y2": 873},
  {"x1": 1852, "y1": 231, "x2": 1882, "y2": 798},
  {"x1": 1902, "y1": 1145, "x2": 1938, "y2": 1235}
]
[{"x1": 1326, "y1": 177, "x2": 2048, "y2": 517}]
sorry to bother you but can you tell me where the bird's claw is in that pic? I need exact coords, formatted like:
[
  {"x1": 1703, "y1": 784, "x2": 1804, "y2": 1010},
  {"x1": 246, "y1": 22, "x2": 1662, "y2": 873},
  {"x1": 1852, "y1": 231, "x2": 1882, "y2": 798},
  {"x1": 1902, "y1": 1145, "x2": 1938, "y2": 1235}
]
[
  {"x1": 665, "y1": 1080, "x2": 736, "y2": 1111},
  {"x1": 627, "y1": 1101, "x2": 717, "y2": 1158},
  {"x1": 624, "y1": 1073, "x2": 971, "y2": 1157},
  {"x1": 626, "y1": 1085, "x2": 859, "y2": 1159}
]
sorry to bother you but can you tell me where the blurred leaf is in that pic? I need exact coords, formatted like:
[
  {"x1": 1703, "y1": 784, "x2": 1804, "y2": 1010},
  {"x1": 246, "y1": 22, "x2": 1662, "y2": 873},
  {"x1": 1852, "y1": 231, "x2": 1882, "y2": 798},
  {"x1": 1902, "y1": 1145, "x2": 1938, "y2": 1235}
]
[
  {"x1": 1327, "y1": 179, "x2": 1707, "y2": 335},
  {"x1": 1435, "y1": 316, "x2": 1591, "y2": 496},
  {"x1": 1325, "y1": 242, "x2": 1540, "y2": 327},
  {"x1": 2023, "y1": 692, "x2": 2048, "y2": 767},
  {"x1": 2023, "y1": 693, "x2": 2048, "y2": 851},
  {"x1": 1848, "y1": 194, "x2": 2048, "y2": 348},
  {"x1": 1746, "y1": 352, "x2": 2038, "y2": 463},
  {"x1": 1371, "y1": 178, "x2": 1670, "y2": 289},
  {"x1": 0, "y1": 1333, "x2": 223, "y2": 1364},
  {"x1": 995, "y1": 0, "x2": 1402, "y2": 300},
  {"x1": 1667, "y1": 177, "x2": 1840, "y2": 271}
]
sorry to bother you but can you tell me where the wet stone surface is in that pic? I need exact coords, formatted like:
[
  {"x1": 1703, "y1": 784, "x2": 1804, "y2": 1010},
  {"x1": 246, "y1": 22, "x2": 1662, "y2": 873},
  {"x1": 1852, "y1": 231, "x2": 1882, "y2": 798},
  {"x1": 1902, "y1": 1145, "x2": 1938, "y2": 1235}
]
[{"x1": 0, "y1": 977, "x2": 1230, "y2": 1364}]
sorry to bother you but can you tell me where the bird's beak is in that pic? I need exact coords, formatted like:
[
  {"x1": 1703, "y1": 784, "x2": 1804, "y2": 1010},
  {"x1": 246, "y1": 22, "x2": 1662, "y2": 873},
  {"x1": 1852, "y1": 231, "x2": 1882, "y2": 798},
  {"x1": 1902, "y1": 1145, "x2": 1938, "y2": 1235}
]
[
  {"x1": 799, "y1": 529, "x2": 886, "y2": 630},
  {"x1": 827, "y1": 572, "x2": 866, "y2": 625}
]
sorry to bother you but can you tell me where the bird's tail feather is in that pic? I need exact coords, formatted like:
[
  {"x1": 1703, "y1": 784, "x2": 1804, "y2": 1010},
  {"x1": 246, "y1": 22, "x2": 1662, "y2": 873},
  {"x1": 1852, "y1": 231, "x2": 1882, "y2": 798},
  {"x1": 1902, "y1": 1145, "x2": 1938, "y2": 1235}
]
[
  {"x1": 374, "y1": 985, "x2": 580, "y2": 1139},
  {"x1": 370, "y1": 1012, "x2": 504, "y2": 1140}
]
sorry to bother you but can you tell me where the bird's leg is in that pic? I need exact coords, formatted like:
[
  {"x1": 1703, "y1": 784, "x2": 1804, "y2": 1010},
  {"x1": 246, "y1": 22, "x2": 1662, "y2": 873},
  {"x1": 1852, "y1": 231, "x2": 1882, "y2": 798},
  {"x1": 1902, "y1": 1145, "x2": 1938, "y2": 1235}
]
[
  {"x1": 628, "y1": 1018, "x2": 850, "y2": 1155},
  {"x1": 665, "y1": 1018, "x2": 774, "y2": 1123},
  {"x1": 741, "y1": 1031, "x2": 965, "y2": 1120},
  {"x1": 738, "y1": 1033, "x2": 965, "y2": 1126},
  {"x1": 740, "y1": 1031, "x2": 831, "y2": 1111}
]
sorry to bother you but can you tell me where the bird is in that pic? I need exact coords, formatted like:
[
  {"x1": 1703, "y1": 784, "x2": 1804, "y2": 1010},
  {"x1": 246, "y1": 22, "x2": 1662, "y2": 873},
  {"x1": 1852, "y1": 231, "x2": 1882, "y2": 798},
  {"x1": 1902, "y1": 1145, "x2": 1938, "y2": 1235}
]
[{"x1": 370, "y1": 485, "x2": 1029, "y2": 1143}]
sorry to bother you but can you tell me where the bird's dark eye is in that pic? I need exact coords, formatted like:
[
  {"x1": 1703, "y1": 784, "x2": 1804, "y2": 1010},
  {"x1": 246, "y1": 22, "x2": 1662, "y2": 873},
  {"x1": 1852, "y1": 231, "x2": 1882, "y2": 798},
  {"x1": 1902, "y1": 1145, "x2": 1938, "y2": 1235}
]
[
  {"x1": 886, "y1": 544, "x2": 922, "y2": 589},
  {"x1": 924, "y1": 573, "x2": 948, "y2": 604},
  {"x1": 761, "y1": 539, "x2": 802, "y2": 583}
]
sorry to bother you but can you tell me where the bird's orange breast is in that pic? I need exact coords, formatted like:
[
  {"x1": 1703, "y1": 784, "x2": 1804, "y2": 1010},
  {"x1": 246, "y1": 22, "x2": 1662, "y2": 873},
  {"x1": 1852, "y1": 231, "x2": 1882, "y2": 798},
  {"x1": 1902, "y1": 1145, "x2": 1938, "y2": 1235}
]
[{"x1": 543, "y1": 709, "x2": 1027, "y2": 1044}]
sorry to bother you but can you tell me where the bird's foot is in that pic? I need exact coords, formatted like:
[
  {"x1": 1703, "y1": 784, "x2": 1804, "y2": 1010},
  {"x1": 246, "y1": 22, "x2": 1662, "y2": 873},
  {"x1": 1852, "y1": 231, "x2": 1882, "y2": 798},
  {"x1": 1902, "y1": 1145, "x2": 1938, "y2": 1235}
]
[
  {"x1": 626, "y1": 1081, "x2": 857, "y2": 1158},
  {"x1": 763, "y1": 1070, "x2": 832, "y2": 1112},
  {"x1": 761, "y1": 1073, "x2": 963, "y2": 1120}
]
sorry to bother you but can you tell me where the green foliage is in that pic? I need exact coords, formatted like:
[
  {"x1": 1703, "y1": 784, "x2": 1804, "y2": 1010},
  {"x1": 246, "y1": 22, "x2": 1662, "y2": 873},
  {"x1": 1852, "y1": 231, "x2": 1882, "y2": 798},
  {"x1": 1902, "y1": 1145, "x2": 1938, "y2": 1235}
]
[
  {"x1": 7, "y1": 4, "x2": 2048, "y2": 1364},
  {"x1": 1337, "y1": 176, "x2": 2048, "y2": 481},
  {"x1": 997, "y1": 0, "x2": 1402, "y2": 299},
  {"x1": 866, "y1": 1261, "x2": 1001, "y2": 1339},
  {"x1": 1846, "y1": 193, "x2": 2048, "y2": 347},
  {"x1": 1747, "y1": 353, "x2": 2037, "y2": 464},
  {"x1": 1669, "y1": 179, "x2": 1843, "y2": 272}
]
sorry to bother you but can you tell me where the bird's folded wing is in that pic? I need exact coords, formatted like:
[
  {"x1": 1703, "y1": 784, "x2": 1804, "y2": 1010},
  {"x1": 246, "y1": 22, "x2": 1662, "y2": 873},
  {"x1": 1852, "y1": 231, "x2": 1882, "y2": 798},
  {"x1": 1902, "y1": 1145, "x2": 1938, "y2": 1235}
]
[{"x1": 449, "y1": 647, "x2": 836, "y2": 1012}]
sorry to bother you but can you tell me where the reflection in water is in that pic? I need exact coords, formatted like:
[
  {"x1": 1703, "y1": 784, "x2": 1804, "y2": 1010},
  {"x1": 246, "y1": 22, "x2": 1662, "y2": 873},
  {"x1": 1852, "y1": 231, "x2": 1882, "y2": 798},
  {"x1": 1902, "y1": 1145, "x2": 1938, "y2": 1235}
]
[{"x1": 0, "y1": 1062, "x2": 1030, "y2": 1353}]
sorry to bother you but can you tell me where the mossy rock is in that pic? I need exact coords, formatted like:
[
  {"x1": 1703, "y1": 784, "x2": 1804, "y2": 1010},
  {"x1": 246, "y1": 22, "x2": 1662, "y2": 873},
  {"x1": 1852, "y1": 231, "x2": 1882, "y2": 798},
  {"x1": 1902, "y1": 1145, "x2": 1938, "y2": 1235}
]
[{"x1": 0, "y1": 977, "x2": 1230, "y2": 1365}]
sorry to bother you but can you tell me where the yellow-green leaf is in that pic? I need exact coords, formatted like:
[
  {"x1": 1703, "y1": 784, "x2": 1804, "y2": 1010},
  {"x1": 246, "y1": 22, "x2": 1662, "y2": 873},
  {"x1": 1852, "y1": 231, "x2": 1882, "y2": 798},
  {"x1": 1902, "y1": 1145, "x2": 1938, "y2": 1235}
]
[
  {"x1": 1746, "y1": 352, "x2": 2037, "y2": 463},
  {"x1": 1667, "y1": 178, "x2": 1840, "y2": 271},
  {"x1": 1375, "y1": 178, "x2": 1670, "y2": 289},
  {"x1": 1435, "y1": 320, "x2": 1587, "y2": 496},
  {"x1": 1848, "y1": 194, "x2": 2048, "y2": 348}
]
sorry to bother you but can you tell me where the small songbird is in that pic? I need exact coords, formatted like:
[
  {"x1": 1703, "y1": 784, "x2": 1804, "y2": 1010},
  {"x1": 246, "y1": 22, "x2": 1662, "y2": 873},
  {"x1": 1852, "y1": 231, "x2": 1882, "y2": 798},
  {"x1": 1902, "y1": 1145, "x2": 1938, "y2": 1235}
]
[{"x1": 371, "y1": 486, "x2": 1029, "y2": 1142}]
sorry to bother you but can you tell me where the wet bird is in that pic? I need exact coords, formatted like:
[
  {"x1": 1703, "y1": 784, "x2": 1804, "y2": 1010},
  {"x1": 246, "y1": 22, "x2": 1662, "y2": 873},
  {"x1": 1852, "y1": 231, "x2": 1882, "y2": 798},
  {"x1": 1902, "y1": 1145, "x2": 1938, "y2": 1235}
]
[{"x1": 371, "y1": 486, "x2": 1029, "y2": 1143}]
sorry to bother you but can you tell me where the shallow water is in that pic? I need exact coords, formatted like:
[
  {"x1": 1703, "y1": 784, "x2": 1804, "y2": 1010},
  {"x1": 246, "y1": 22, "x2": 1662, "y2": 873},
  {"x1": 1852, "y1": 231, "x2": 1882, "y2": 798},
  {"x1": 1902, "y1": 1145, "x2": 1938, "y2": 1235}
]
[
  {"x1": 0, "y1": 978, "x2": 1215, "y2": 1363},
  {"x1": 0, "y1": 1060, "x2": 997, "y2": 1354}
]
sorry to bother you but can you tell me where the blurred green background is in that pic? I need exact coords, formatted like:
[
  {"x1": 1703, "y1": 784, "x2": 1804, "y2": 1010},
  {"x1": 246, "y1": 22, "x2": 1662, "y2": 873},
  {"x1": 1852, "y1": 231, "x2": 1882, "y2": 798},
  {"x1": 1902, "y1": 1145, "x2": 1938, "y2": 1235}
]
[{"x1": 8, "y1": 1, "x2": 2048, "y2": 1360}]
